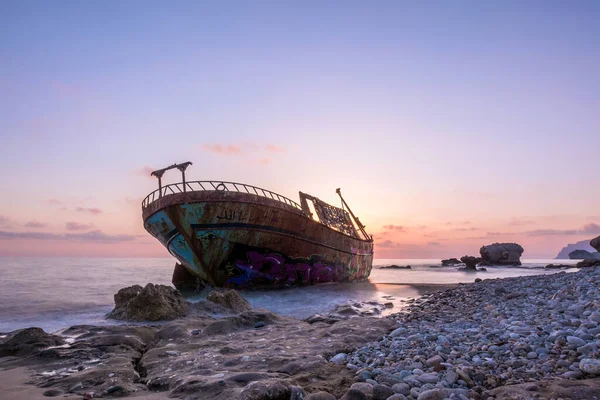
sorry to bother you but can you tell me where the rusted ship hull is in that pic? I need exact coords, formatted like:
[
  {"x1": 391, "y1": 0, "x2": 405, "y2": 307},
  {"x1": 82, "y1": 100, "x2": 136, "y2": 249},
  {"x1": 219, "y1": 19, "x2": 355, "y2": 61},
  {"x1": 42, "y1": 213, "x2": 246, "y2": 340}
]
[{"x1": 143, "y1": 190, "x2": 373, "y2": 289}]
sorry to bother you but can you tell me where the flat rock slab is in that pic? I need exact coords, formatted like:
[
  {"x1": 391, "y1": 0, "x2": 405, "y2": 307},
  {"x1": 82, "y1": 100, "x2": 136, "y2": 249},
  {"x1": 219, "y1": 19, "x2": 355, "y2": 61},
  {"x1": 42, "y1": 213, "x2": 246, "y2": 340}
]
[{"x1": 490, "y1": 377, "x2": 600, "y2": 400}]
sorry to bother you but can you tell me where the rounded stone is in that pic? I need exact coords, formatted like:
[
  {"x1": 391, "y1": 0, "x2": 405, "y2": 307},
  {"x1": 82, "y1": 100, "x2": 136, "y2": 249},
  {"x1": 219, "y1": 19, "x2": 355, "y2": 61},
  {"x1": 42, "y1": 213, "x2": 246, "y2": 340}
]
[
  {"x1": 580, "y1": 358, "x2": 600, "y2": 376},
  {"x1": 392, "y1": 382, "x2": 410, "y2": 395}
]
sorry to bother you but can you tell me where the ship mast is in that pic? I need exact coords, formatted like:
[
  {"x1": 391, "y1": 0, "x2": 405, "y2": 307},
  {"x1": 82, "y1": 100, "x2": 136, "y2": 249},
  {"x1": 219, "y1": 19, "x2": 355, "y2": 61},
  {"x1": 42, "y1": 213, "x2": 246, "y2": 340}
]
[
  {"x1": 336, "y1": 188, "x2": 371, "y2": 241},
  {"x1": 150, "y1": 162, "x2": 193, "y2": 197}
]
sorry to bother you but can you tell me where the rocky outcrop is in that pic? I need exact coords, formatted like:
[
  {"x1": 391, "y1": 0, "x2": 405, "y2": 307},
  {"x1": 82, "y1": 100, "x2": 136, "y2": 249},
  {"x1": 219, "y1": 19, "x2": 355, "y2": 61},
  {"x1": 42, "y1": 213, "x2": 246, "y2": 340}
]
[
  {"x1": 545, "y1": 264, "x2": 575, "y2": 269},
  {"x1": 0, "y1": 327, "x2": 65, "y2": 357},
  {"x1": 459, "y1": 256, "x2": 481, "y2": 270},
  {"x1": 569, "y1": 249, "x2": 600, "y2": 260},
  {"x1": 591, "y1": 236, "x2": 600, "y2": 252},
  {"x1": 379, "y1": 265, "x2": 411, "y2": 269},
  {"x1": 577, "y1": 259, "x2": 600, "y2": 268},
  {"x1": 107, "y1": 283, "x2": 188, "y2": 321},
  {"x1": 479, "y1": 242, "x2": 523, "y2": 265},
  {"x1": 556, "y1": 239, "x2": 597, "y2": 259},
  {"x1": 206, "y1": 289, "x2": 253, "y2": 313},
  {"x1": 441, "y1": 258, "x2": 461, "y2": 266}
]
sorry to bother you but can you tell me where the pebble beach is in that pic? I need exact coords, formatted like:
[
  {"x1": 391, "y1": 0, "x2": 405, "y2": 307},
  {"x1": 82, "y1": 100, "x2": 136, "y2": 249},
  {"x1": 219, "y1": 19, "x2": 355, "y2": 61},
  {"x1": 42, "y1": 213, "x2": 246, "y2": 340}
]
[
  {"x1": 332, "y1": 267, "x2": 600, "y2": 400},
  {"x1": 1, "y1": 266, "x2": 600, "y2": 400}
]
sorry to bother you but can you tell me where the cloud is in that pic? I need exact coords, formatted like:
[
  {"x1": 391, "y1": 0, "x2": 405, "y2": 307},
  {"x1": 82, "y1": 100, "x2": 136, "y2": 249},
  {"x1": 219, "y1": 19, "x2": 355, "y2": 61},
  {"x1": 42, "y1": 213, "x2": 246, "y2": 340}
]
[
  {"x1": 484, "y1": 231, "x2": 515, "y2": 237},
  {"x1": 265, "y1": 144, "x2": 285, "y2": 153},
  {"x1": 445, "y1": 221, "x2": 471, "y2": 226},
  {"x1": 202, "y1": 144, "x2": 242, "y2": 155},
  {"x1": 66, "y1": 222, "x2": 94, "y2": 231},
  {"x1": 24, "y1": 221, "x2": 47, "y2": 228},
  {"x1": 256, "y1": 158, "x2": 270, "y2": 165},
  {"x1": 428, "y1": 241, "x2": 441, "y2": 246},
  {"x1": 136, "y1": 166, "x2": 156, "y2": 178},
  {"x1": 582, "y1": 223, "x2": 600, "y2": 235},
  {"x1": 376, "y1": 240, "x2": 399, "y2": 248},
  {"x1": 452, "y1": 227, "x2": 478, "y2": 232},
  {"x1": 0, "y1": 229, "x2": 137, "y2": 243},
  {"x1": 202, "y1": 143, "x2": 286, "y2": 158},
  {"x1": 76, "y1": 207, "x2": 102, "y2": 215},
  {"x1": 508, "y1": 219, "x2": 535, "y2": 226},
  {"x1": 525, "y1": 223, "x2": 600, "y2": 236},
  {"x1": 0, "y1": 215, "x2": 11, "y2": 228},
  {"x1": 383, "y1": 225, "x2": 406, "y2": 232},
  {"x1": 48, "y1": 199, "x2": 64, "y2": 206},
  {"x1": 478, "y1": 223, "x2": 600, "y2": 238}
]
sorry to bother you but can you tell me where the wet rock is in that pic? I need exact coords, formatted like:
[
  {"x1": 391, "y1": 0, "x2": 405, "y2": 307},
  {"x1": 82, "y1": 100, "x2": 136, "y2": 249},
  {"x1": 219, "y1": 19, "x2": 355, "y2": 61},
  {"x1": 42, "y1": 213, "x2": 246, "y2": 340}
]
[
  {"x1": 480, "y1": 242, "x2": 524, "y2": 265},
  {"x1": 103, "y1": 385, "x2": 126, "y2": 396},
  {"x1": 107, "y1": 283, "x2": 188, "y2": 321},
  {"x1": 577, "y1": 259, "x2": 600, "y2": 268},
  {"x1": 459, "y1": 256, "x2": 481, "y2": 270},
  {"x1": 591, "y1": 235, "x2": 600, "y2": 252},
  {"x1": 43, "y1": 389, "x2": 63, "y2": 397},
  {"x1": 380, "y1": 265, "x2": 411, "y2": 269},
  {"x1": 240, "y1": 379, "x2": 299, "y2": 400},
  {"x1": 227, "y1": 372, "x2": 270, "y2": 383},
  {"x1": 441, "y1": 258, "x2": 461, "y2": 266},
  {"x1": 545, "y1": 264, "x2": 573, "y2": 269},
  {"x1": 0, "y1": 327, "x2": 65, "y2": 357},
  {"x1": 172, "y1": 262, "x2": 206, "y2": 293},
  {"x1": 207, "y1": 289, "x2": 253, "y2": 313}
]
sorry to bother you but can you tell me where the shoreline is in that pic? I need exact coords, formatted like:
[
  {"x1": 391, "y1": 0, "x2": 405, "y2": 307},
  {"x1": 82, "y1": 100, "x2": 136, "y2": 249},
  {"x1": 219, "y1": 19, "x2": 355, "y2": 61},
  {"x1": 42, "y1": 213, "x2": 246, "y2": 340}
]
[{"x1": 1, "y1": 269, "x2": 599, "y2": 399}]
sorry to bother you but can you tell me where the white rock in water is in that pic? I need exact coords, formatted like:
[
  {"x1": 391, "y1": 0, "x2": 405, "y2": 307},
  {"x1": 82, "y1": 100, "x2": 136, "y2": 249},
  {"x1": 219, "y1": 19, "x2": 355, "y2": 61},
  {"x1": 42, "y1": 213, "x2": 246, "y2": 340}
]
[
  {"x1": 580, "y1": 358, "x2": 600, "y2": 375},
  {"x1": 329, "y1": 353, "x2": 347, "y2": 364}
]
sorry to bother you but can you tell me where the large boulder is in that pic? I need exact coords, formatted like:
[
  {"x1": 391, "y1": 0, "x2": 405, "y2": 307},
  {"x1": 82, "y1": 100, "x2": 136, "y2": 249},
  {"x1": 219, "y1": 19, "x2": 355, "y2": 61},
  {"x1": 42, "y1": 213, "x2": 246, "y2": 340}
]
[
  {"x1": 207, "y1": 289, "x2": 252, "y2": 313},
  {"x1": 107, "y1": 283, "x2": 188, "y2": 321},
  {"x1": 479, "y1": 243, "x2": 523, "y2": 265},
  {"x1": 0, "y1": 327, "x2": 65, "y2": 357},
  {"x1": 592, "y1": 236, "x2": 600, "y2": 252},
  {"x1": 569, "y1": 249, "x2": 600, "y2": 260},
  {"x1": 459, "y1": 256, "x2": 481, "y2": 270}
]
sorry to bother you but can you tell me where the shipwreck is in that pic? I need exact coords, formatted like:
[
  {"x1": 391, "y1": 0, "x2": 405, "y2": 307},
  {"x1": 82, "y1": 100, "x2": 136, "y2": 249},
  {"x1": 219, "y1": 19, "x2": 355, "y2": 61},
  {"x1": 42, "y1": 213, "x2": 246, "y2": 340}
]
[{"x1": 142, "y1": 162, "x2": 374, "y2": 289}]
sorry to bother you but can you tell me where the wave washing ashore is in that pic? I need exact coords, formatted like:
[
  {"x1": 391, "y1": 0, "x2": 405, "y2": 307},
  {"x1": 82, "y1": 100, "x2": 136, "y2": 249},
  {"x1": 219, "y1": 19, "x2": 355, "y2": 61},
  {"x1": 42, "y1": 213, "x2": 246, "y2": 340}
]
[
  {"x1": 1, "y1": 263, "x2": 600, "y2": 399},
  {"x1": 0, "y1": 258, "x2": 579, "y2": 333}
]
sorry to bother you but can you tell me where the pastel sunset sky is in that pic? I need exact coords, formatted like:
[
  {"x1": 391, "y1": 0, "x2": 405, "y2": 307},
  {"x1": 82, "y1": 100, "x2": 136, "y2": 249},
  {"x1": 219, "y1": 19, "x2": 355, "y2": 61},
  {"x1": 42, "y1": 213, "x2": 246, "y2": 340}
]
[{"x1": 1, "y1": 1, "x2": 599, "y2": 259}]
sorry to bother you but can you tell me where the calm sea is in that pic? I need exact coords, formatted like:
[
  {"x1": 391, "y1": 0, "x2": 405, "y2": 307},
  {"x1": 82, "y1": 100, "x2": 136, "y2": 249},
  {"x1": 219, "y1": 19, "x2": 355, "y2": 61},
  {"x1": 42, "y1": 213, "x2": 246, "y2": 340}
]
[{"x1": 0, "y1": 257, "x2": 577, "y2": 333}]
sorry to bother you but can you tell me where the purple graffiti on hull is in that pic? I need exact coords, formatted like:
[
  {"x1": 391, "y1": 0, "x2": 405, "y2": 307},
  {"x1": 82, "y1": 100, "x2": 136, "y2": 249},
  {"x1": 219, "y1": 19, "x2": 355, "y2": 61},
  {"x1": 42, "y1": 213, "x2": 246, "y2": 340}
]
[{"x1": 226, "y1": 251, "x2": 342, "y2": 286}]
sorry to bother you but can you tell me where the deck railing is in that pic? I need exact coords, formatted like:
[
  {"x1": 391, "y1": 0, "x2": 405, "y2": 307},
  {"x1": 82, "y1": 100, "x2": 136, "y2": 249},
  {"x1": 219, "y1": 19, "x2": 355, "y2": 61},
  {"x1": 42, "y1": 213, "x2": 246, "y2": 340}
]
[{"x1": 142, "y1": 180, "x2": 302, "y2": 210}]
